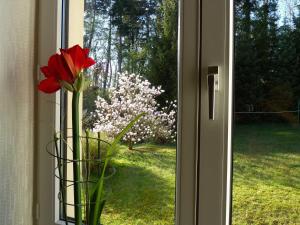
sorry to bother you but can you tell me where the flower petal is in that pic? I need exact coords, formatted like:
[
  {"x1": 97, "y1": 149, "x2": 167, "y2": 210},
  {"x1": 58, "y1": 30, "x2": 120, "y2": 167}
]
[
  {"x1": 83, "y1": 57, "x2": 96, "y2": 68},
  {"x1": 38, "y1": 77, "x2": 61, "y2": 93},
  {"x1": 64, "y1": 45, "x2": 96, "y2": 74},
  {"x1": 61, "y1": 50, "x2": 77, "y2": 78},
  {"x1": 40, "y1": 66, "x2": 53, "y2": 78},
  {"x1": 49, "y1": 53, "x2": 74, "y2": 83},
  {"x1": 58, "y1": 56, "x2": 75, "y2": 83},
  {"x1": 83, "y1": 48, "x2": 90, "y2": 55},
  {"x1": 71, "y1": 45, "x2": 86, "y2": 73}
]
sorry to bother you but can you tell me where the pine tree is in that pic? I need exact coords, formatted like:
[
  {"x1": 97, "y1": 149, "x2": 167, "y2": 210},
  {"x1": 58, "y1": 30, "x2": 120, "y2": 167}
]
[
  {"x1": 293, "y1": 8, "x2": 300, "y2": 84},
  {"x1": 146, "y1": 0, "x2": 178, "y2": 105},
  {"x1": 253, "y1": 0, "x2": 279, "y2": 112},
  {"x1": 235, "y1": 0, "x2": 258, "y2": 112}
]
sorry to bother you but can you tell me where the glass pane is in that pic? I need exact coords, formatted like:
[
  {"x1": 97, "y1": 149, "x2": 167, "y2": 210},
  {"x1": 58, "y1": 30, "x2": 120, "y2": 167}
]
[
  {"x1": 233, "y1": 0, "x2": 300, "y2": 224},
  {"x1": 81, "y1": 0, "x2": 178, "y2": 224}
]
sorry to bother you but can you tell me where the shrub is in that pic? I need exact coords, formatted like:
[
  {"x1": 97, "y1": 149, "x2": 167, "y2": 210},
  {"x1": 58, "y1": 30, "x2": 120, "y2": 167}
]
[{"x1": 93, "y1": 72, "x2": 176, "y2": 149}]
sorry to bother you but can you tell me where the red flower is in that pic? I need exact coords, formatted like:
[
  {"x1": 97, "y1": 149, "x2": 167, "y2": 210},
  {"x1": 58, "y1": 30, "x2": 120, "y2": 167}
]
[
  {"x1": 60, "y1": 45, "x2": 95, "y2": 78},
  {"x1": 38, "y1": 45, "x2": 95, "y2": 93}
]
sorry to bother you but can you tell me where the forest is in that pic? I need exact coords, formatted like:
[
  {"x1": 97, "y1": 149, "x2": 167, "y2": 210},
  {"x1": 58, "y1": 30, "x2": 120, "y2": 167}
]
[
  {"x1": 235, "y1": 0, "x2": 300, "y2": 122},
  {"x1": 83, "y1": 0, "x2": 300, "y2": 123},
  {"x1": 79, "y1": 1, "x2": 300, "y2": 224},
  {"x1": 83, "y1": 0, "x2": 177, "y2": 117}
]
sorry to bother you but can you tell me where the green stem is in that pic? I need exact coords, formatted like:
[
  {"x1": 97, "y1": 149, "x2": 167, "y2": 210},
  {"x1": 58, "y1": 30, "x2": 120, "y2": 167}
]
[
  {"x1": 97, "y1": 132, "x2": 101, "y2": 176},
  {"x1": 85, "y1": 130, "x2": 90, "y2": 225},
  {"x1": 72, "y1": 91, "x2": 82, "y2": 225}
]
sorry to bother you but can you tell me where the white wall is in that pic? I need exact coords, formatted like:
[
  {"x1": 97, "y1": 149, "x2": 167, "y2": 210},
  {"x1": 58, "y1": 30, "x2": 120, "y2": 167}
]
[{"x1": 0, "y1": 0, "x2": 36, "y2": 224}]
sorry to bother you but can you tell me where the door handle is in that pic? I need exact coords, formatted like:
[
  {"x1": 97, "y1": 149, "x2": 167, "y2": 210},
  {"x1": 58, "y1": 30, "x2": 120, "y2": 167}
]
[{"x1": 207, "y1": 66, "x2": 219, "y2": 120}]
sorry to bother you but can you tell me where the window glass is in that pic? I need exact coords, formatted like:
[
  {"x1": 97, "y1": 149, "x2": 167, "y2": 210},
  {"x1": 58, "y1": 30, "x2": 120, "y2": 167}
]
[
  {"x1": 232, "y1": 0, "x2": 300, "y2": 224},
  {"x1": 79, "y1": 0, "x2": 179, "y2": 224}
]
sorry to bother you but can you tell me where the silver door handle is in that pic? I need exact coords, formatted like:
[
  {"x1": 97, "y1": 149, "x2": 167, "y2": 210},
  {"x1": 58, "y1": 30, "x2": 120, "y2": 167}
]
[{"x1": 207, "y1": 66, "x2": 219, "y2": 120}]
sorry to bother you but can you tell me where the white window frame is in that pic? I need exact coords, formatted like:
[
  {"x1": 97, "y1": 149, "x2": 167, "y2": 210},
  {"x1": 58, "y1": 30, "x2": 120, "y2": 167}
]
[
  {"x1": 36, "y1": 0, "x2": 234, "y2": 224},
  {"x1": 37, "y1": 0, "x2": 64, "y2": 224},
  {"x1": 197, "y1": 0, "x2": 233, "y2": 224}
]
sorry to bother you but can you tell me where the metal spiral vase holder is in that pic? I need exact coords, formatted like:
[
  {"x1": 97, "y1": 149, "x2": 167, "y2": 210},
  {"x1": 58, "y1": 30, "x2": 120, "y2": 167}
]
[{"x1": 46, "y1": 132, "x2": 116, "y2": 225}]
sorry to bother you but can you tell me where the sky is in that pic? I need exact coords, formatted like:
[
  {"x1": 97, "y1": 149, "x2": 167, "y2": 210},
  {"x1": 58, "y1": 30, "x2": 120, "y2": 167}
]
[{"x1": 278, "y1": 0, "x2": 299, "y2": 24}]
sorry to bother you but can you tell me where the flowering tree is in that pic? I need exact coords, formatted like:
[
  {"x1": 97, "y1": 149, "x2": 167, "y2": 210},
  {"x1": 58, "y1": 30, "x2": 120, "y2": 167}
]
[
  {"x1": 152, "y1": 100, "x2": 177, "y2": 144},
  {"x1": 93, "y1": 72, "x2": 176, "y2": 149}
]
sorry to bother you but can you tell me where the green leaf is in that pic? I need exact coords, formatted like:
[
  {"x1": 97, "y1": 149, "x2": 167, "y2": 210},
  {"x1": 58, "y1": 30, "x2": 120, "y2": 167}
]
[
  {"x1": 89, "y1": 187, "x2": 105, "y2": 225},
  {"x1": 98, "y1": 199, "x2": 106, "y2": 218},
  {"x1": 108, "y1": 113, "x2": 145, "y2": 154},
  {"x1": 94, "y1": 199, "x2": 106, "y2": 225},
  {"x1": 88, "y1": 113, "x2": 145, "y2": 225},
  {"x1": 60, "y1": 80, "x2": 74, "y2": 92},
  {"x1": 74, "y1": 73, "x2": 84, "y2": 92}
]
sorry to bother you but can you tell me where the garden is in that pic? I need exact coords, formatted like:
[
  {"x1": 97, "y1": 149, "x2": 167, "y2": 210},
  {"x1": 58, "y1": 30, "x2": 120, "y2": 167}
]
[
  {"x1": 78, "y1": 0, "x2": 300, "y2": 224},
  {"x1": 232, "y1": 123, "x2": 300, "y2": 225},
  {"x1": 79, "y1": 70, "x2": 299, "y2": 224},
  {"x1": 87, "y1": 124, "x2": 299, "y2": 225}
]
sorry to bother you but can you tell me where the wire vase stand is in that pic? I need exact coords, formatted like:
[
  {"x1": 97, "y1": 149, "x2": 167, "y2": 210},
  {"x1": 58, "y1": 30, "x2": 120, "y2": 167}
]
[{"x1": 46, "y1": 133, "x2": 116, "y2": 225}]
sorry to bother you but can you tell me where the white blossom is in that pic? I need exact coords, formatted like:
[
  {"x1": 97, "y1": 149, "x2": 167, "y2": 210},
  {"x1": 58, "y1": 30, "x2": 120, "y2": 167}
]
[{"x1": 93, "y1": 72, "x2": 177, "y2": 147}]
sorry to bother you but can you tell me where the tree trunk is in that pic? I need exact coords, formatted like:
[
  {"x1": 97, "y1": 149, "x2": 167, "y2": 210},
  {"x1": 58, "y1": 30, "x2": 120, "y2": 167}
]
[
  {"x1": 87, "y1": 0, "x2": 97, "y2": 51},
  {"x1": 108, "y1": 61, "x2": 113, "y2": 88},
  {"x1": 117, "y1": 34, "x2": 123, "y2": 73},
  {"x1": 104, "y1": 13, "x2": 112, "y2": 90},
  {"x1": 128, "y1": 141, "x2": 133, "y2": 150},
  {"x1": 86, "y1": 0, "x2": 97, "y2": 86}
]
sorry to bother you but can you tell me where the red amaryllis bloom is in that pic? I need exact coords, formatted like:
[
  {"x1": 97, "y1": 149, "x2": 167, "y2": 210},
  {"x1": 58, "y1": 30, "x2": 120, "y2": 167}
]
[
  {"x1": 60, "y1": 45, "x2": 95, "y2": 78},
  {"x1": 38, "y1": 45, "x2": 95, "y2": 93}
]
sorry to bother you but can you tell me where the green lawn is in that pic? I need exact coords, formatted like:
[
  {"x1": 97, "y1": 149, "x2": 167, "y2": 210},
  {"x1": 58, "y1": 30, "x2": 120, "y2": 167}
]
[
  {"x1": 98, "y1": 123, "x2": 300, "y2": 225},
  {"x1": 232, "y1": 123, "x2": 300, "y2": 225},
  {"x1": 101, "y1": 144, "x2": 176, "y2": 225}
]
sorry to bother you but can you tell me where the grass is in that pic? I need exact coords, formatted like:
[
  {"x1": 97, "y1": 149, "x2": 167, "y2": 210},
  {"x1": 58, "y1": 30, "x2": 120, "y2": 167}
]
[
  {"x1": 93, "y1": 123, "x2": 299, "y2": 225},
  {"x1": 101, "y1": 143, "x2": 176, "y2": 225},
  {"x1": 232, "y1": 123, "x2": 300, "y2": 225}
]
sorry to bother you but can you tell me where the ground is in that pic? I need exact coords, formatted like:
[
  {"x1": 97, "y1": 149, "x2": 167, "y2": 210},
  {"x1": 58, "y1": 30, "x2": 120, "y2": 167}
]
[
  {"x1": 232, "y1": 123, "x2": 300, "y2": 225},
  {"x1": 101, "y1": 144, "x2": 176, "y2": 225},
  {"x1": 98, "y1": 123, "x2": 300, "y2": 225}
]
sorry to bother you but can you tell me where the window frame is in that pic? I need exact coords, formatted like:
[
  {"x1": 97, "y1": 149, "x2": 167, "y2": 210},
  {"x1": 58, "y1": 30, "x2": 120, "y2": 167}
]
[
  {"x1": 36, "y1": 0, "x2": 64, "y2": 224},
  {"x1": 197, "y1": 0, "x2": 233, "y2": 224},
  {"x1": 36, "y1": 0, "x2": 202, "y2": 224}
]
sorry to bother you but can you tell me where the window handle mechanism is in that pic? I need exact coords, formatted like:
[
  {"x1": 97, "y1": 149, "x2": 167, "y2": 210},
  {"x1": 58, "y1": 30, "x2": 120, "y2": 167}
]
[{"x1": 207, "y1": 66, "x2": 219, "y2": 120}]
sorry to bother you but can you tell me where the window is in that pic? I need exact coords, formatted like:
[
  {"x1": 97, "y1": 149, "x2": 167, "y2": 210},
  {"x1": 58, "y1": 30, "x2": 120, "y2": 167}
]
[
  {"x1": 37, "y1": 0, "x2": 199, "y2": 224},
  {"x1": 81, "y1": 0, "x2": 179, "y2": 223}
]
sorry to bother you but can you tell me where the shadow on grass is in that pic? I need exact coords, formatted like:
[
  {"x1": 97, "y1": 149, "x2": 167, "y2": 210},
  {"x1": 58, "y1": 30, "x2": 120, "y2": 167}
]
[
  {"x1": 233, "y1": 123, "x2": 300, "y2": 154},
  {"x1": 117, "y1": 147, "x2": 176, "y2": 172},
  {"x1": 129, "y1": 147, "x2": 159, "y2": 152},
  {"x1": 103, "y1": 163, "x2": 175, "y2": 223},
  {"x1": 127, "y1": 143, "x2": 176, "y2": 152},
  {"x1": 233, "y1": 123, "x2": 300, "y2": 189},
  {"x1": 233, "y1": 157, "x2": 300, "y2": 189}
]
